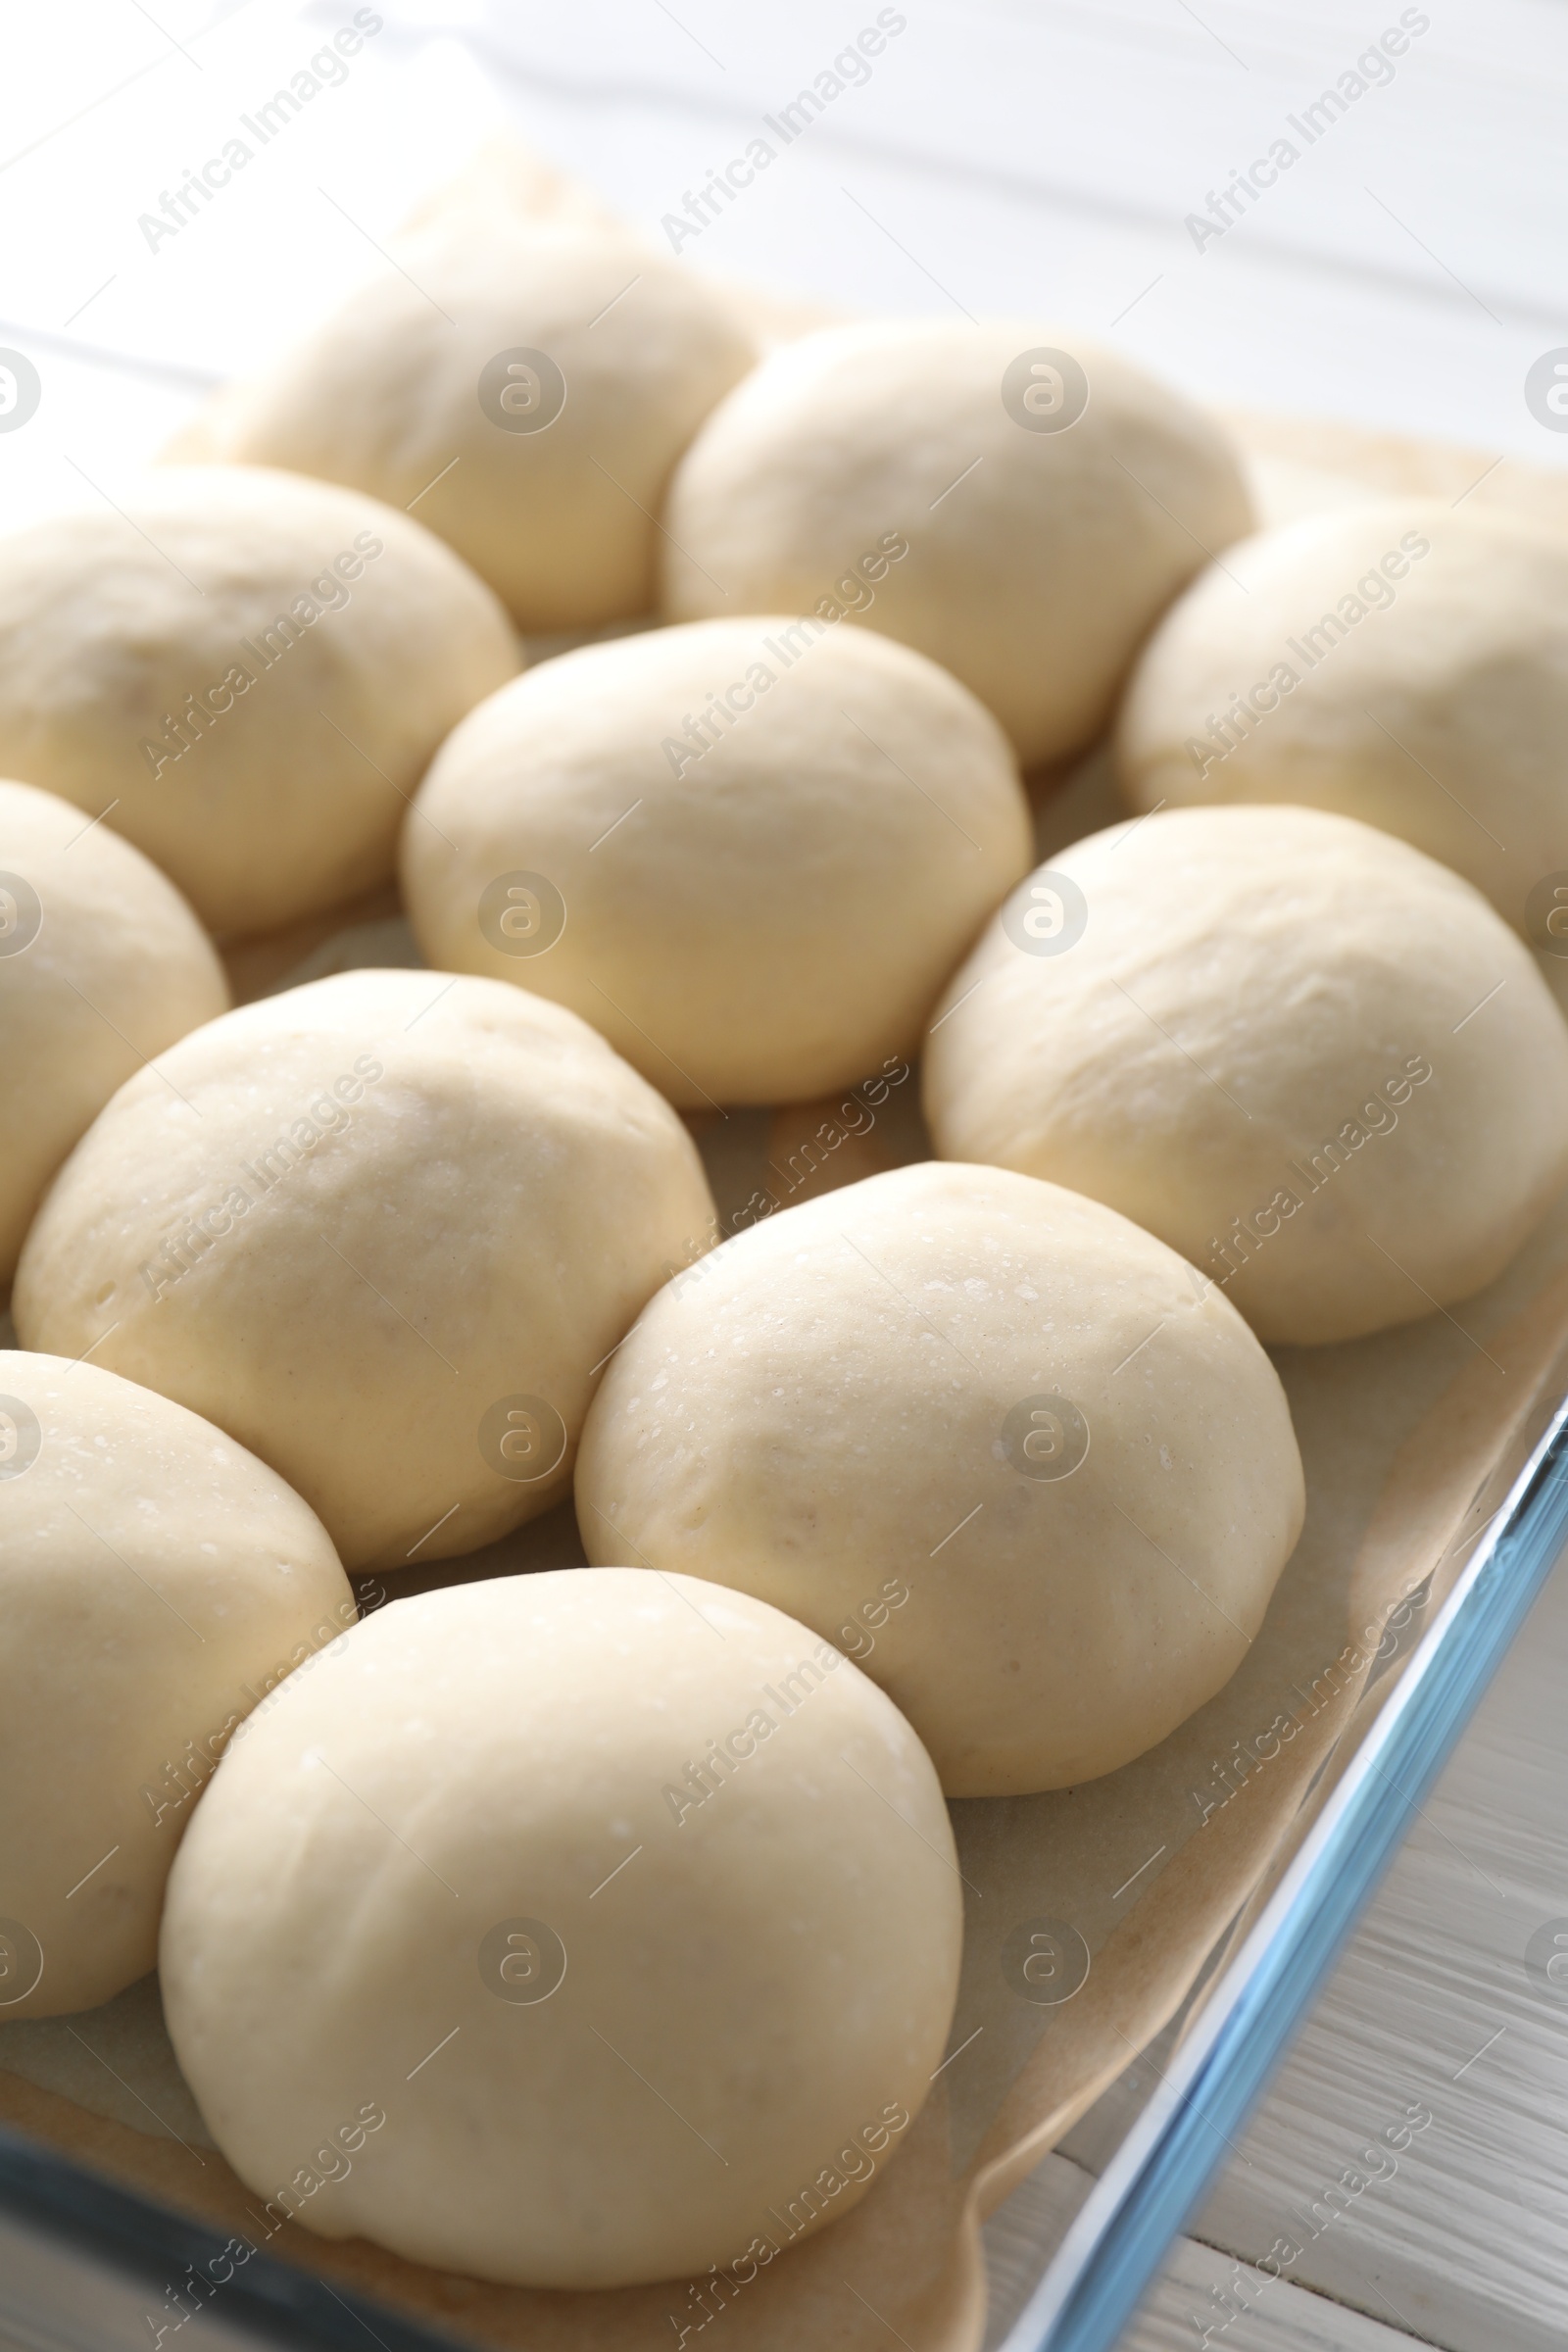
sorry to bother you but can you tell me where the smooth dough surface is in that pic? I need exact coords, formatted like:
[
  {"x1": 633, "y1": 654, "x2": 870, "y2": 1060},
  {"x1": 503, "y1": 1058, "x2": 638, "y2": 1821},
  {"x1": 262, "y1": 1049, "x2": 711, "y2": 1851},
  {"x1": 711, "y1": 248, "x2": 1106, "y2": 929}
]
[
  {"x1": 660, "y1": 320, "x2": 1252, "y2": 768},
  {"x1": 160, "y1": 1569, "x2": 961, "y2": 2287},
  {"x1": 924, "y1": 807, "x2": 1568, "y2": 1345},
  {"x1": 0, "y1": 778, "x2": 228, "y2": 1279},
  {"x1": 199, "y1": 223, "x2": 757, "y2": 632},
  {"x1": 0, "y1": 467, "x2": 516, "y2": 938},
  {"x1": 1114, "y1": 499, "x2": 1568, "y2": 936},
  {"x1": 402, "y1": 619, "x2": 1033, "y2": 1104},
  {"x1": 0, "y1": 1352, "x2": 351, "y2": 2020},
  {"x1": 13, "y1": 969, "x2": 715, "y2": 1569},
  {"x1": 577, "y1": 1162, "x2": 1303, "y2": 1794}
]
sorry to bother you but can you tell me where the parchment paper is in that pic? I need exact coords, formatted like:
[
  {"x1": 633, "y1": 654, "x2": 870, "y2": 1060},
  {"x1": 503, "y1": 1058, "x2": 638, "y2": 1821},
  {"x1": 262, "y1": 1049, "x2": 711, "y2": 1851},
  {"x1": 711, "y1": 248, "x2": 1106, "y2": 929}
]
[{"x1": 6, "y1": 137, "x2": 1568, "y2": 2352}]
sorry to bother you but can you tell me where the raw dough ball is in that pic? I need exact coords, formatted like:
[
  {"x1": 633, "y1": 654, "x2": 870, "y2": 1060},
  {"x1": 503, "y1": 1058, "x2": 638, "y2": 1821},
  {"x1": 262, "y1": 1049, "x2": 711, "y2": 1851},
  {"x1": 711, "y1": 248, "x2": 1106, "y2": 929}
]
[
  {"x1": 924, "y1": 807, "x2": 1568, "y2": 1346},
  {"x1": 0, "y1": 778, "x2": 228, "y2": 1280},
  {"x1": 0, "y1": 467, "x2": 516, "y2": 938},
  {"x1": 160, "y1": 1569, "x2": 960, "y2": 2287},
  {"x1": 1114, "y1": 499, "x2": 1568, "y2": 936},
  {"x1": 198, "y1": 223, "x2": 757, "y2": 633},
  {"x1": 403, "y1": 619, "x2": 1033, "y2": 1105},
  {"x1": 0, "y1": 1351, "x2": 352, "y2": 2020},
  {"x1": 661, "y1": 320, "x2": 1252, "y2": 767},
  {"x1": 13, "y1": 969, "x2": 715, "y2": 1570},
  {"x1": 577, "y1": 1162, "x2": 1302, "y2": 1794}
]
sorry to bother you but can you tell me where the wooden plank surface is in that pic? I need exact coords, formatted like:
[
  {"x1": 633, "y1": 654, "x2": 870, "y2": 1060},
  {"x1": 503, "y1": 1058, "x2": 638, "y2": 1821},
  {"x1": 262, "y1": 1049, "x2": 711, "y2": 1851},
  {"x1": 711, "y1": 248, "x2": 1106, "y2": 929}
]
[{"x1": 982, "y1": 2152, "x2": 1430, "y2": 2350}]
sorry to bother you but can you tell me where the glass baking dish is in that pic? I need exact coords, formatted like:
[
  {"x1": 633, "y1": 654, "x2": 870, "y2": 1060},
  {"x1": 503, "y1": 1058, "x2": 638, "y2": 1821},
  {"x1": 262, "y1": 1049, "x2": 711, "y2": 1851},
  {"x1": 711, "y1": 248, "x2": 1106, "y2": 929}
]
[{"x1": 3, "y1": 16, "x2": 1564, "y2": 2328}]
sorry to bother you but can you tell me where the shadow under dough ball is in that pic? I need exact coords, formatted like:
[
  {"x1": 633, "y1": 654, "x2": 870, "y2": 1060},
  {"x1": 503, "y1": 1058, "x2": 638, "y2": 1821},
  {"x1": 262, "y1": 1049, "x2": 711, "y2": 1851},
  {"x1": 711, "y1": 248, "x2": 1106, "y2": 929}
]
[
  {"x1": 0, "y1": 776, "x2": 228, "y2": 1280},
  {"x1": 196, "y1": 221, "x2": 759, "y2": 633},
  {"x1": 159, "y1": 1570, "x2": 961, "y2": 2288},
  {"x1": 13, "y1": 968, "x2": 715, "y2": 1571},
  {"x1": 660, "y1": 318, "x2": 1253, "y2": 768},
  {"x1": 0, "y1": 1352, "x2": 352, "y2": 2020},
  {"x1": 401, "y1": 617, "x2": 1034, "y2": 1105},
  {"x1": 576, "y1": 1160, "x2": 1304, "y2": 1795},
  {"x1": 0, "y1": 466, "x2": 517, "y2": 938},
  {"x1": 924, "y1": 805, "x2": 1568, "y2": 1345}
]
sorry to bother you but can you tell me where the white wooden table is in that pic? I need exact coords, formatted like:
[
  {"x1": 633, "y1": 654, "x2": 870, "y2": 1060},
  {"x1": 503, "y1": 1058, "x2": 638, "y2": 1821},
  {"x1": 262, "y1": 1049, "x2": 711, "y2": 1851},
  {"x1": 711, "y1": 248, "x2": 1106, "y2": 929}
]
[{"x1": 3, "y1": 5, "x2": 1566, "y2": 2346}]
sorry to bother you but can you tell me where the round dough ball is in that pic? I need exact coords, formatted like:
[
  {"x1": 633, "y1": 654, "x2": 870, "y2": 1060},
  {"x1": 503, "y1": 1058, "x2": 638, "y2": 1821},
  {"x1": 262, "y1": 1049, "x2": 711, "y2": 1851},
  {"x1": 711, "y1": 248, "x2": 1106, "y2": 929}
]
[
  {"x1": 1114, "y1": 499, "x2": 1568, "y2": 936},
  {"x1": 160, "y1": 1569, "x2": 960, "y2": 2287},
  {"x1": 0, "y1": 777, "x2": 228, "y2": 1280},
  {"x1": 924, "y1": 807, "x2": 1568, "y2": 1346},
  {"x1": 0, "y1": 466, "x2": 517, "y2": 938},
  {"x1": 402, "y1": 619, "x2": 1033, "y2": 1105},
  {"x1": 13, "y1": 969, "x2": 715, "y2": 1570},
  {"x1": 200, "y1": 223, "x2": 757, "y2": 633},
  {"x1": 661, "y1": 320, "x2": 1252, "y2": 767},
  {"x1": 577, "y1": 1162, "x2": 1302, "y2": 1794},
  {"x1": 0, "y1": 1351, "x2": 352, "y2": 2020}
]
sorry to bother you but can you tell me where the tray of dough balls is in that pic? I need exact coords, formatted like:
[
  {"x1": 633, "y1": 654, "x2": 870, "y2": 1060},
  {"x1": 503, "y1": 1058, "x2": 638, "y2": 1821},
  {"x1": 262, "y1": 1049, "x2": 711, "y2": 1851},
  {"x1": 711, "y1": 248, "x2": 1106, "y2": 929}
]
[{"x1": 7, "y1": 138, "x2": 1568, "y2": 2352}]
